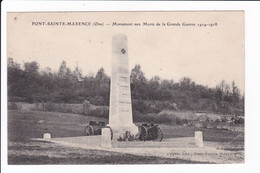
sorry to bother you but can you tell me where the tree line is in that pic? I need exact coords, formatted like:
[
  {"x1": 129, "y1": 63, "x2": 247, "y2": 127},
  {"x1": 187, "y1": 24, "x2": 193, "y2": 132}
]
[{"x1": 7, "y1": 58, "x2": 244, "y2": 115}]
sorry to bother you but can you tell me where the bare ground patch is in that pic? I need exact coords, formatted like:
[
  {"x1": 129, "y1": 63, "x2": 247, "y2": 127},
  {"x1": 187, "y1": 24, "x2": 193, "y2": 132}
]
[{"x1": 8, "y1": 140, "x2": 206, "y2": 164}]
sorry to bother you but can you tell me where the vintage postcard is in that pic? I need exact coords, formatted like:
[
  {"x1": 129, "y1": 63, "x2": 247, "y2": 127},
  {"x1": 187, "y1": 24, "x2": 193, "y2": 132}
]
[{"x1": 6, "y1": 11, "x2": 244, "y2": 165}]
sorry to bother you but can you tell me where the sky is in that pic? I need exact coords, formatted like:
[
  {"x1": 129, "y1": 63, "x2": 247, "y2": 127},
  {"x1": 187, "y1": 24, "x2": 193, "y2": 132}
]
[{"x1": 7, "y1": 12, "x2": 244, "y2": 92}]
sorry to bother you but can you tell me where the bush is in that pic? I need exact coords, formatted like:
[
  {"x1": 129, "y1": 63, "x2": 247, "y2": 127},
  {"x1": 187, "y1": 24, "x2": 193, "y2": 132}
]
[
  {"x1": 133, "y1": 110, "x2": 185, "y2": 125},
  {"x1": 132, "y1": 101, "x2": 150, "y2": 114},
  {"x1": 86, "y1": 107, "x2": 109, "y2": 118},
  {"x1": 132, "y1": 100, "x2": 162, "y2": 114},
  {"x1": 8, "y1": 102, "x2": 19, "y2": 110},
  {"x1": 43, "y1": 102, "x2": 56, "y2": 112},
  {"x1": 154, "y1": 114, "x2": 175, "y2": 125}
]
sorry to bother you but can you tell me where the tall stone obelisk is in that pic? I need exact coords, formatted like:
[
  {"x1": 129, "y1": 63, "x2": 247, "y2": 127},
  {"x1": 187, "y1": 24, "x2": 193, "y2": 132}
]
[{"x1": 108, "y1": 34, "x2": 138, "y2": 139}]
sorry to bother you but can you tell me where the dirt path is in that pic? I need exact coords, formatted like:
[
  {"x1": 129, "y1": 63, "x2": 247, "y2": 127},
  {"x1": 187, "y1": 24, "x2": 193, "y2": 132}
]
[
  {"x1": 8, "y1": 140, "x2": 206, "y2": 164},
  {"x1": 33, "y1": 138, "x2": 243, "y2": 164},
  {"x1": 108, "y1": 143, "x2": 244, "y2": 164}
]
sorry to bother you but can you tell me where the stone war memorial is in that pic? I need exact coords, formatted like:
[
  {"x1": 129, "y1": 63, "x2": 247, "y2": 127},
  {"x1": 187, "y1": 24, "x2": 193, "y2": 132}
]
[
  {"x1": 108, "y1": 34, "x2": 139, "y2": 139},
  {"x1": 39, "y1": 33, "x2": 203, "y2": 149}
]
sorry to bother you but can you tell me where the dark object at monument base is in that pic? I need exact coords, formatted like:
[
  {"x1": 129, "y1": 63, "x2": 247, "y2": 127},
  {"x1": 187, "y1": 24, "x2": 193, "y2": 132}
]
[
  {"x1": 138, "y1": 124, "x2": 163, "y2": 142},
  {"x1": 84, "y1": 121, "x2": 105, "y2": 136},
  {"x1": 84, "y1": 121, "x2": 113, "y2": 139}
]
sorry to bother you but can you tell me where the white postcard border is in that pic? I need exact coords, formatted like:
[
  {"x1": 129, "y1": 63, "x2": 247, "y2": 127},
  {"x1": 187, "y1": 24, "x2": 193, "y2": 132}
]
[{"x1": 2, "y1": 1, "x2": 260, "y2": 173}]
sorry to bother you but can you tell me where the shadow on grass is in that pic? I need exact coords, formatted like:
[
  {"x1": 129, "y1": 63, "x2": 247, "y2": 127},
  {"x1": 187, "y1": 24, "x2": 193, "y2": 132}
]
[
  {"x1": 9, "y1": 153, "x2": 209, "y2": 165},
  {"x1": 8, "y1": 140, "x2": 209, "y2": 164}
]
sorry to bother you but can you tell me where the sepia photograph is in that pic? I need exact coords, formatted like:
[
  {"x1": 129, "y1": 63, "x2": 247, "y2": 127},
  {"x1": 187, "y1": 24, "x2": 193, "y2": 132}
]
[{"x1": 6, "y1": 11, "x2": 244, "y2": 165}]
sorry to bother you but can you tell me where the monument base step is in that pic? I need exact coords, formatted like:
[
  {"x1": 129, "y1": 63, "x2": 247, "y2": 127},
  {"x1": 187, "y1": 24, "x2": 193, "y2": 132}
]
[
  {"x1": 35, "y1": 136, "x2": 102, "y2": 149},
  {"x1": 35, "y1": 136, "x2": 198, "y2": 149},
  {"x1": 112, "y1": 137, "x2": 196, "y2": 148}
]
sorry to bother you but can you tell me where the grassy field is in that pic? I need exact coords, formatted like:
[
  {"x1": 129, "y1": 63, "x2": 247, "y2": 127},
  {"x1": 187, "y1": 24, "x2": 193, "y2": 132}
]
[
  {"x1": 8, "y1": 110, "x2": 244, "y2": 164},
  {"x1": 8, "y1": 140, "x2": 207, "y2": 164},
  {"x1": 8, "y1": 110, "x2": 107, "y2": 141}
]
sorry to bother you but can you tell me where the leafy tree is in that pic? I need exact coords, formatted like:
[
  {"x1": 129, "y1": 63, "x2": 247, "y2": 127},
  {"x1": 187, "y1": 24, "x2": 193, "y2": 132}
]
[
  {"x1": 8, "y1": 58, "x2": 23, "y2": 101},
  {"x1": 7, "y1": 59, "x2": 244, "y2": 115},
  {"x1": 24, "y1": 61, "x2": 39, "y2": 74},
  {"x1": 158, "y1": 79, "x2": 174, "y2": 100},
  {"x1": 147, "y1": 76, "x2": 161, "y2": 100},
  {"x1": 94, "y1": 67, "x2": 110, "y2": 105},
  {"x1": 73, "y1": 65, "x2": 83, "y2": 82},
  {"x1": 130, "y1": 64, "x2": 147, "y2": 100},
  {"x1": 96, "y1": 67, "x2": 107, "y2": 80},
  {"x1": 58, "y1": 61, "x2": 71, "y2": 78},
  {"x1": 8, "y1": 58, "x2": 21, "y2": 71},
  {"x1": 231, "y1": 80, "x2": 241, "y2": 105}
]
